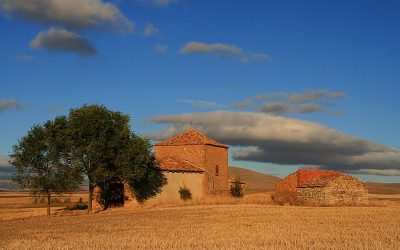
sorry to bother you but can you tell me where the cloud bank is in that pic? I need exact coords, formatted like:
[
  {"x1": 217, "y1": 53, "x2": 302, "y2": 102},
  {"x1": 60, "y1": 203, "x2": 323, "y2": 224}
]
[
  {"x1": 30, "y1": 27, "x2": 96, "y2": 55},
  {"x1": 233, "y1": 90, "x2": 346, "y2": 115},
  {"x1": 178, "y1": 99, "x2": 226, "y2": 108},
  {"x1": 181, "y1": 41, "x2": 271, "y2": 63},
  {"x1": 150, "y1": 111, "x2": 400, "y2": 176}
]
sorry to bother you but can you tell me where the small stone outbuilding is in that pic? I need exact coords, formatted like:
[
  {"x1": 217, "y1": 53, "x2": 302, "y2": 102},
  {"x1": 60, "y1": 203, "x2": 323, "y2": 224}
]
[{"x1": 275, "y1": 169, "x2": 368, "y2": 206}]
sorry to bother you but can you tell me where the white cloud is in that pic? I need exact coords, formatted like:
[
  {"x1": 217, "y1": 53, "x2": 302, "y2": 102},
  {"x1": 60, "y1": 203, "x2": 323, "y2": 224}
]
[
  {"x1": 180, "y1": 41, "x2": 271, "y2": 63},
  {"x1": 260, "y1": 103, "x2": 291, "y2": 114},
  {"x1": 143, "y1": 23, "x2": 159, "y2": 36},
  {"x1": 30, "y1": 27, "x2": 96, "y2": 55},
  {"x1": 150, "y1": 111, "x2": 400, "y2": 175},
  {"x1": 0, "y1": 0, "x2": 134, "y2": 33},
  {"x1": 0, "y1": 99, "x2": 20, "y2": 112},
  {"x1": 298, "y1": 103, "x2": 324, "y2": 113},
  {"x1": 178, "y1": 99, "x2": 226, "y2": 108},
  {"x1": 234, "y1": 90, "x2": 346, "y2": 115}
]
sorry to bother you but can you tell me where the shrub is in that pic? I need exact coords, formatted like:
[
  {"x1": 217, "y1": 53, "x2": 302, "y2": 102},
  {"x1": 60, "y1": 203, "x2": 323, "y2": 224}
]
[
  {"x1": 230, "y1": 179, "x2": 244, "y2": 197},
  {"x1": 179, "y1": 186, "x2": 192, "y2": 201}
]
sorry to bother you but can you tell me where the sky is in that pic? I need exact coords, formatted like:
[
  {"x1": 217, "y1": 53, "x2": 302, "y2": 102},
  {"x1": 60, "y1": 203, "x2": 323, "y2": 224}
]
[{"x1": 0, "y1": 0, "x2": 399, "y2": 183}]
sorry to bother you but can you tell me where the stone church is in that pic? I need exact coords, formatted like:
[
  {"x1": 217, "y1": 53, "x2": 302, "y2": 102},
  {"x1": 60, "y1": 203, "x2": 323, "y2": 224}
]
[
  {"x1": 153, "y1": 129, "x2": 230, "y2": 200},
  {"x1": 93, "y1": 129, "x2": 230, "y2": 209}
]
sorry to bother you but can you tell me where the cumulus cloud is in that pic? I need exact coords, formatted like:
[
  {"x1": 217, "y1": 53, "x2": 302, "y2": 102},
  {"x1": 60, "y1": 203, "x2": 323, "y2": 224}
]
[
  {"x1": 30, "y1": 27, "x2": 96, "y2": 55},
  {"x1": 143, "y1": 23, "x2": 159, "y2": 36},
  {"x1": 180, "y1": 41, "x2": 271, "y2": 63},
  {"x1": 150, "y1": 111, "x2": 400, "y2": 175},
  {"x1": 260, "y1": 103, "x2": 290, "y2": 114},
  {"x1": 154, "y1": 44, "x2": 167, "y2": 53},
  {"x1": 288, "y1": 90, "x2": 346, "y2": 103},
  {"x1": 232, "y1": 94, "x2": 268, "y2": 108},
  {"x1": 298, "y1": 103, "x2": 324, "y2": 114},
  {"x1": 0, "y1": 99, "x2": 20, "y2": 112},
  {"x1": 178, "y1": 99, "x2": 226, "y2": 108},
  {"x1": 136, "y1": 0, "x2": 179, "y2": 7},
  {"x1": 0, "y1": 0, "x2": 134, "y2": 33},
  {"x1": 234, "y1": 90, "x2": 346, "y2": 115}
]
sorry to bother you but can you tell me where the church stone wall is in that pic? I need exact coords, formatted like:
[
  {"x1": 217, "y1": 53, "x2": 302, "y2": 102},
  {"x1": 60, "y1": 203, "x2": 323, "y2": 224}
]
[
  {"x1": 205, "y1": 145, "x2": 229, "y2": 194},
  {"x1": 149, "y1": 171, "x2": 205, "y2": 201}
]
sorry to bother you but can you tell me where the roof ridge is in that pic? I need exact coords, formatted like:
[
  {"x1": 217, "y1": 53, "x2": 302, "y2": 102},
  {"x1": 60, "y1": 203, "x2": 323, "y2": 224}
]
[{"x1": 155, "y1": 129, "x2": 228, "y2": 148}]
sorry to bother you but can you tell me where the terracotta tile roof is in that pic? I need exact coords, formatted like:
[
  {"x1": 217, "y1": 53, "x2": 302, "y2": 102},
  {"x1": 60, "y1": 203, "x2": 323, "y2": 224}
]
[
  {"x1": 295, "y1": 169, "x2": 342, "y2": 186},
  {"x1": 155, "y1": 129, "x2": 228, "y2": 148},
  {"x1": 298, "y1": 174, "x2": 342, "y2": 188},
  {"x1": 158, "y1": 157, "x2": 205, "y2": 172}
]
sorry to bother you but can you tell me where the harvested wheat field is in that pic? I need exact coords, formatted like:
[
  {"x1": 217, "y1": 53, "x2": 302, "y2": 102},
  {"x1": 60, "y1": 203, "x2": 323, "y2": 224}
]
[{"x1": 0, "y1": 204, "x2": 399, "y2": 250}]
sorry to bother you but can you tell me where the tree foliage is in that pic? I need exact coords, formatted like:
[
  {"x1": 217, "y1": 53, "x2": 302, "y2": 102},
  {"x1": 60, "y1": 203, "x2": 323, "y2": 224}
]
[
  {"x1": 230, "y1": 178, "x2": 244, "y2": 198},
  {"x1": 68, "y1": 104, "x2": 165, "y2": 210},
  {"x1": 68, "y1": 104, "x2": 132, "y2": 212},
  {"x1": 10, "y1": 116, "x2": 82, "y2": 215},
  {"x1": 11, "y1": 104, "x2": 166, "y2": 213}
]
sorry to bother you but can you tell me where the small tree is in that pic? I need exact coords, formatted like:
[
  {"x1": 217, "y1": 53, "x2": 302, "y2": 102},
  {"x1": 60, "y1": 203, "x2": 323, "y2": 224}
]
[
  {"x1": 10, "y1": 116, "x2": 81, "y2": 215},
  {"x1": 230, "y1": 178, "x2": 244, "y2": 197},
  {"x1": 179, "y1": 186, "x2": 192, "y2": 201}
]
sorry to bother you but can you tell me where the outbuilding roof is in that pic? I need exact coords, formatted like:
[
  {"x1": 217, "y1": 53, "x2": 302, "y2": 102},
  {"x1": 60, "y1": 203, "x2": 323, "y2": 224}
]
[
  {"x1": 158, "y1": 157, "x2": 205, "y2": 173},
  {"x1": 155, "y1": 129, "x2": 228, "y2": 148},
  {"x1": 298, "y1": 174, "x2": 342, "y2": 188}
]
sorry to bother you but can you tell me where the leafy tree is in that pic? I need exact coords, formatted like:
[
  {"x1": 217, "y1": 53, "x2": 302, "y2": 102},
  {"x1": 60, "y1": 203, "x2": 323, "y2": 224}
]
[
  {"x1": 10, "y1": 116, "x2": 81, "y2": 215},
  {"x1": 68, "y1": 104, "x2": 131, "y2": 213},
  {"x1": 118, "y1": 134, "x2": 167, "y2": 203},
  {"x1": 68, "y1": 105, "x2": 164, "y2": 211},
  {"x1": 230, "y1": 178, "x2": 244, "y2": 198}
]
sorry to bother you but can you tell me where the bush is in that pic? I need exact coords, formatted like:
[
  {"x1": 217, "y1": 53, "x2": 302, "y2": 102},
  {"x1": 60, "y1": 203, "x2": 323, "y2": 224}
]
[
  {"x1": 179, "y1": 186, "x2": 192, "y2": 201},
  {"x1": 230, "y1": 179, "x2": 244, "y2": 197}
]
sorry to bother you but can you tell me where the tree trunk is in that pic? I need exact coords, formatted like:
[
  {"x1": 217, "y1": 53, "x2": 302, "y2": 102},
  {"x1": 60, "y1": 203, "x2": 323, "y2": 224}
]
[
  {"x1": 88, "y1": 179, "x2": 93, "y2": 213},
  {"x1": 47, "y1": 193, "x2": 51, "y2": 216}
]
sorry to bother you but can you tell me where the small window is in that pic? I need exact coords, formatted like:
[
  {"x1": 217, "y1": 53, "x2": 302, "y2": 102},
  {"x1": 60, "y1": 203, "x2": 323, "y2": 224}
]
[{"x1": 216, "y1": 165, "x2": 219, "y2": 176}]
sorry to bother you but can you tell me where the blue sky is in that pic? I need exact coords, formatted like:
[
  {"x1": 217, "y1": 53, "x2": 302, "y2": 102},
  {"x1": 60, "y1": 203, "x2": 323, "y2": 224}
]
[{"x1": 0, "y1": 0, "x2": 399, "y2": 182}]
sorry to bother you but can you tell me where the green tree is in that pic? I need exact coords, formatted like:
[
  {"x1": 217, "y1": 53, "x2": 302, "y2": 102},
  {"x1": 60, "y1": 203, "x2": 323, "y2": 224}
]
[
  {"x1": 68, "y1": 104, "x2": 131, "y2": 213},
  {"x1": 68, "y1": 104, "x2": 164, "y2": 211},
  {"x1": 118, "y1": 134, "x2": 166, "y2": 203},
  {"x1": 10, "y1": 116, "x2": 81, "y2": 215}
]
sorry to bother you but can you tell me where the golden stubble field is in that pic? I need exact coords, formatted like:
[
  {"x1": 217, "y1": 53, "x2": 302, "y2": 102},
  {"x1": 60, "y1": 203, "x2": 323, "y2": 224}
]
[{"x1": 1, "y1": 201, "x2": 400, "y2": 249}]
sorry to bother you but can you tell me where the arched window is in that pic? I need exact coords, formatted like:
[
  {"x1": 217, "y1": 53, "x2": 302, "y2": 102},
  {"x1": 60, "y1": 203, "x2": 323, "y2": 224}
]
[{"x1": 216, "y1": 165, "x2": 219, "y2": 176}]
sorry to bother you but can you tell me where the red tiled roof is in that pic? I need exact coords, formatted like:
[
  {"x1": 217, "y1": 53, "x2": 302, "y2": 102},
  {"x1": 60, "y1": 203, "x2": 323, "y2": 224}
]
[
  {"x1": 155, "y1": 129, "x2": 228, "y2": 148},
  {"x1": 158, "y1": 157, "x2": 205, "y2": 172},
  {"x1": 298, "y1": 174, "x2": 342, "y2": 188},
  {"x1": 295, "y1": 169, "x2": 342, "y2": 186}
]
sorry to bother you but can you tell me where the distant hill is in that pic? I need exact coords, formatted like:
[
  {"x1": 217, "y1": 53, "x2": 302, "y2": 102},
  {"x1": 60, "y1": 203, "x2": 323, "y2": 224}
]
[
  {"x1": 365, "y1": 183, "x2": 400, "y2": 194},
  {"x1": 228, "y1": 166, "x2": 281, "y2": 193},
  {"x1": 0, "y1": 179, "x2": 21, "y2": 191}
]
